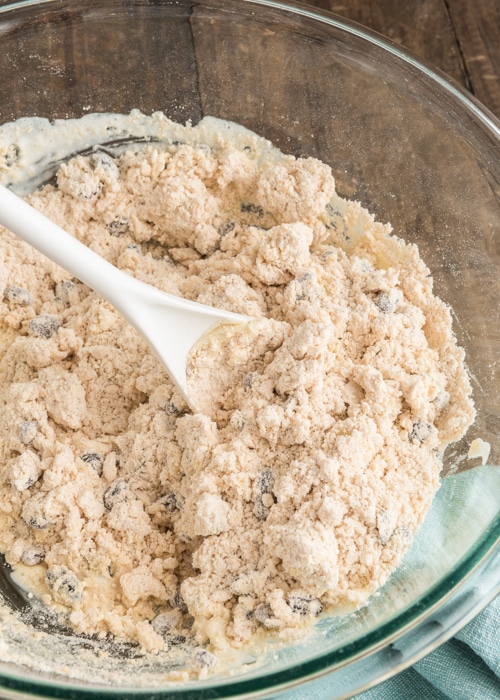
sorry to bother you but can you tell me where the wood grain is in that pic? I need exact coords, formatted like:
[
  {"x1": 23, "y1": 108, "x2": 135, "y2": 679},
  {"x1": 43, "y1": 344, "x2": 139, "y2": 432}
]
[
  {"x1": 316, "y1": 0, "x2": 469, "y2": 86},
  {"x1": 445, "y1": 0, "x2": 500, "y2": 116},
  {"x1": 0, "y1": 1, "x2": 203, "y2": 124},
  {"x1": 189, "y1": 4, "x2": 334, "y2": 158},
  {"x1": 307, "y1": 0, "x2": 500, "y2": 117},
  {"x1": 0, "y1": 0, "x2": 498, "y2": 117}
]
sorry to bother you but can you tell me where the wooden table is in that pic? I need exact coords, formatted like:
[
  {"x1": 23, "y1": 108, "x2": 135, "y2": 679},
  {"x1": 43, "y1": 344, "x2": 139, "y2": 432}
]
[
  {"x1": 307, "y1": 0, "x2": 500, "y2": 118},
  {"x1": 0, "y1": 0, "x2": 498, "y2": 121}
]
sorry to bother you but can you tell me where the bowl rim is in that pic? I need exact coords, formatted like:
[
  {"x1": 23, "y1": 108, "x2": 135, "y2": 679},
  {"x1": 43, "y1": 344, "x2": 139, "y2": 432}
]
[
  {"x1": 262, "y1": 0, "x2": 500, "y2": 134},
  {"x1": 0, "y1": 0, "x2": 499, "y2": 697},
  {"x1": 0, "y1": 524, "x2": 498, "y2": 698}
]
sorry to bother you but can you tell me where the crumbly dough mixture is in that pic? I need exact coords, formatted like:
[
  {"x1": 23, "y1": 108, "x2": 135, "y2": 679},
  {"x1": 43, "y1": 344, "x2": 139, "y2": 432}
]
[{"x1": 0, "y1": 124, "x2": 475, "y2": 669}]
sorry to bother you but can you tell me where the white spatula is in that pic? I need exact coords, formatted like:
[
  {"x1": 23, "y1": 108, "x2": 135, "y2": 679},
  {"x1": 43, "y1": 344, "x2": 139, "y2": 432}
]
[{"x1": 0, "y1": 183, "x2": 251, "y2": 411}]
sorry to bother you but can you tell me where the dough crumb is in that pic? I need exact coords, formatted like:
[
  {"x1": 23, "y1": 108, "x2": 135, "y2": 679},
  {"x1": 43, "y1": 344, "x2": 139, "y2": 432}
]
[{"x1": 467, "y1": 438, "x2": 490, "y2": 466}]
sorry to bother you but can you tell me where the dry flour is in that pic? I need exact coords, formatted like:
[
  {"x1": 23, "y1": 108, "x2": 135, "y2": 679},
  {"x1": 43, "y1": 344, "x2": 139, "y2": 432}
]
[{"x1": 0, "y1": 117, "x2": 475, "y2": 673}]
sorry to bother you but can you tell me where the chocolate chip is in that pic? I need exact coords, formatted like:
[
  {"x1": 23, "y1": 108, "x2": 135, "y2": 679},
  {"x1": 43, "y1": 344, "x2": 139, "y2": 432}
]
[
  {"x1": 14, "y1": 473, "x2": 38, "y2": 491},
  {"x1": 28, "y1": 315, "x2": 62, "y2": 339},
  {"x1": 241, "y1": 202, "x2": 264, "y2": 217},
  {"x1": 107, "y1": 218, "x2": 130, "y2": 236},
  {"x1": 21, "y1": 546, "x2": 45, "y2": 566},
  {"x1": 318, "y1": 249, "x2": 335, "y2": 262},
  {"x1": 46, "y1": 565, "x2": 82, "y2": 604},
  {"x1": 23, "y1": 514, "x2": 49, "y2": 529},
  {"x1": 410, "y1": 421, "x2": 433, "y2": 443},
  {"x1": 254, "y1": 468, "x2": 276, "y2": 520},
  {"x1": 76, "y1": 181, "x2": 102, "y2": 200},
  {"x1": 243, "y1": 373, "x2": 254, "y2": 389},
  {"x1": 229, "y1": 411, "x2": 245, "y2": 431},
  {"x1": 103, "y1": 479, "x2": 129, "y2": 510},
  {"x1": 151, "y1": 610, "x2": 180, "y2": 637},
  {"x1": 19, "y1": 421, "x2": 37, "y2": 445},
  {"x1": 254, "y1": 500, "x2": 271, "y2": 520},
  {"x1": 55, "y1": 279, "x2": 76, "y2": 304},
  {"x1": 172, "y1": 589, "x2": 188, "y2": 614},
  {"x1": 4, "y1": 285, "x2": 34, "y2": 305},
  {"x1": 11, "y1": 450, "x2": 42, "y2": 491},
  {"x1": 3, "y1": 144, "x2": 20, "y2": 167},
  {"x1": 21, "y1": 497, "x2": 50, "y2": 529},
  {"x1": 166, "y1": 401, "x2": 180, "y2": 416},
  {"x1": 254, "y1": 603, "x2": 275, "y2": 626},
  {"x1": 80, "y1": 452, "x2": 103, "y2": 475},
  {"x1": 218, "y1": 221, "x2": 235, "y2": 237},
  {"x1": 162, "y1": 254, "x2": 175, "y2": 267},
  {"x1": 286, "y1": 595, "x2": 323, "y2": 616},
  {"x1": 160, "y1": 493, "x2": 178, "y2": 512},
  {"x1": 294, "y1": 273, "x2": 316, "y2": 302},
  {"x1": 258, "y1": 468, "x2": 274, "y2": 495},
  {"x1": 91, "y1": 151, "x2": 118, "y2": 174},
  {"x1": 374, "y1": 291, "x2": 396, "y2": 313},
  {"x1": 126, "y1": 244, "x2": 141, "y2": 253},
  {"x1": 193, "y1": 649, "x2": 217, "y2": 669}
]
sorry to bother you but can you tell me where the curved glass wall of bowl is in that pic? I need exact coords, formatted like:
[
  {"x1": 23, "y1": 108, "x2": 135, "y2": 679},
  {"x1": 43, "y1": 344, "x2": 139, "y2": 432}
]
[
  {"x1": 0, "y1": 0, "x2": 498, "y2": 697},
  {"x1": 275, "y1": 545, "x2": 500, "y2": 699}
]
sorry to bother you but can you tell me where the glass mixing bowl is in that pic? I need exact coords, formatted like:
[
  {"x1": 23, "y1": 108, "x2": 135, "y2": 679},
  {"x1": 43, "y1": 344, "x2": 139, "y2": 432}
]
[{"x1": 0, "y1": 0, "x2": 499, "y2": 697}]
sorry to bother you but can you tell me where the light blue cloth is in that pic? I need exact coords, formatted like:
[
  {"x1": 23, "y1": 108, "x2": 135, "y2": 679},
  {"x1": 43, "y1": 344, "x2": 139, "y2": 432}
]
[{"x1": 354, "y1": 594, "x2": 500, "y2": 699}]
